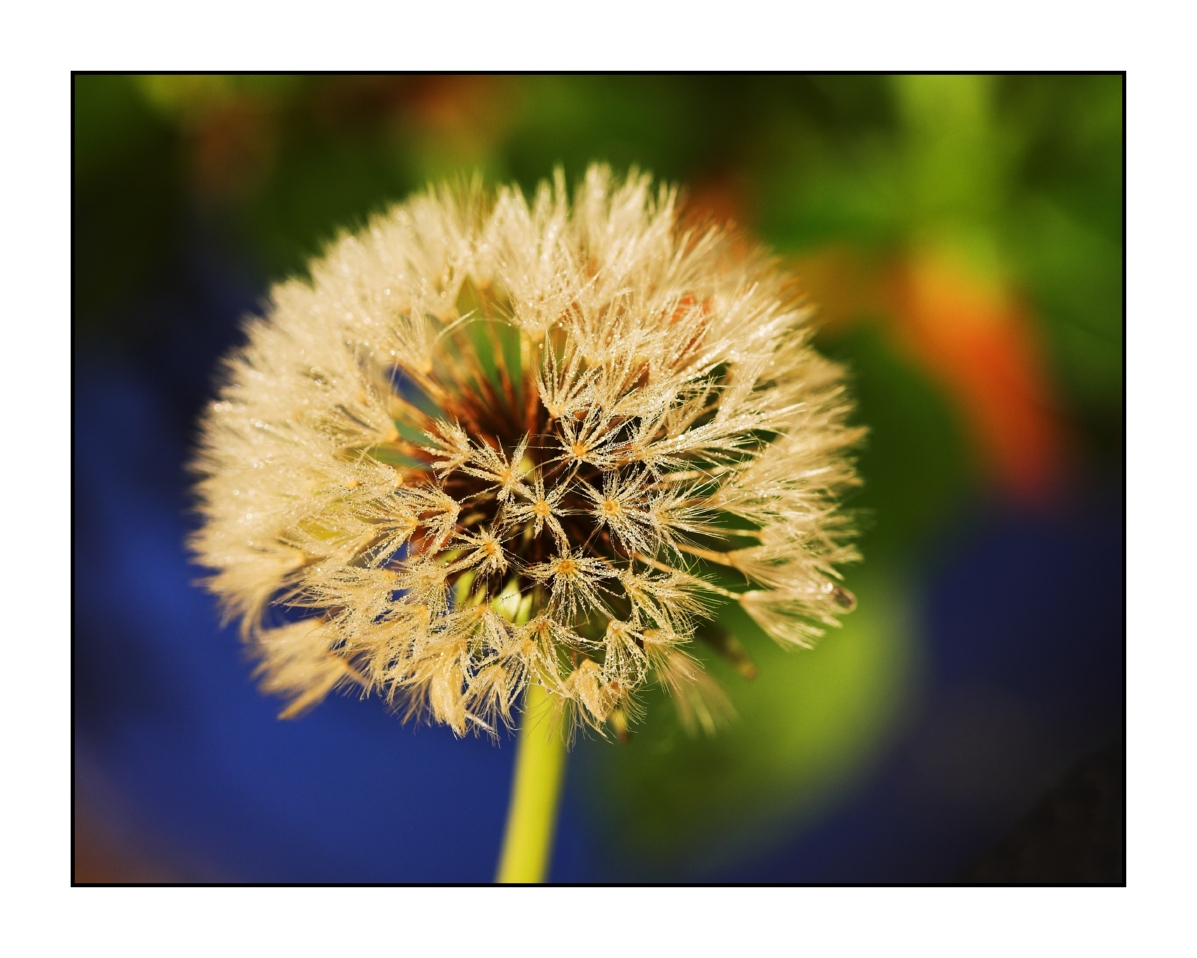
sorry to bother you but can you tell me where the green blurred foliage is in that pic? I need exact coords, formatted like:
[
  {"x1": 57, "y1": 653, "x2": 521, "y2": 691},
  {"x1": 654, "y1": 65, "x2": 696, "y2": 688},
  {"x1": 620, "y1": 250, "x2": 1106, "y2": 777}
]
[
  {"x1": 74, "y1": 74, "x2": 1122, "y2": 873},
  {"x1": 831, "y1": 323, "x2": 973, "y2": 557},
  {"x1": 75, "y1": 75, "x2": 1122, "y2": 425}
]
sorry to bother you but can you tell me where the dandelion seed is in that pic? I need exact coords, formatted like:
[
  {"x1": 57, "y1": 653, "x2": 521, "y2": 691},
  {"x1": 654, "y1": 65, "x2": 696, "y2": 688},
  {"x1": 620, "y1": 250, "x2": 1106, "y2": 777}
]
[{"x1": 190, "y1": 164, "x2": 862, "y2": 739}]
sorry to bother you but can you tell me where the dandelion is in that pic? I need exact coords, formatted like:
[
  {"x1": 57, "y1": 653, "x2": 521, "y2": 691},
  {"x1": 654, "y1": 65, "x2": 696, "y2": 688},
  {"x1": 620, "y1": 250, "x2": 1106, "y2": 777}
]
[{"x1": 190, "y1": 164, "x2": 863, "y2": 880}]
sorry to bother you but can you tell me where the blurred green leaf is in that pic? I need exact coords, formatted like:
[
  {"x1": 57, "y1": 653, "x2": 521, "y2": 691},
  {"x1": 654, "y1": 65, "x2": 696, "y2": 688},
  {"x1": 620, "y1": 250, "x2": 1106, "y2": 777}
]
[{"x1": 825, "y1": 322, "x2": 974, "y2": 556}]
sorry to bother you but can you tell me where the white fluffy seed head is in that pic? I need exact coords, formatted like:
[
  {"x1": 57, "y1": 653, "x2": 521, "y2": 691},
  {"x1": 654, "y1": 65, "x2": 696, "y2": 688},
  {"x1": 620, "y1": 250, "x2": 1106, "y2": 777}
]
[{"x1": 190, "y1": 164, "x2": 863, "y2": 740}]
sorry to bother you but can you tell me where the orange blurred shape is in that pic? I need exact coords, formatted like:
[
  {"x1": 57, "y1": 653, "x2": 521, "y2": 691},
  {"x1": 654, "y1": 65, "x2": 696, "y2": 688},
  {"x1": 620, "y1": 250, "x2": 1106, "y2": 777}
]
[
  {"x1": 685, "y1": 176, "x2": 748, "y2": 230},
  {"x1": 191, "y1": 97, "x2": 277, "y2": 203},
  {"x1": 682, "y1": 175, "x2": 760, "y2": 270},
  {"x1": 401, "y1": 75, "x2": 517, "y2": 156},
  {"x1": 887, "y1": 254, "x2": 1066, "y2": 501},
  {"x1": 74, "y1": 799, "x2": 177, "y2": 883},
  {"x1": 793, "y1": 245, "x2": 888, "y2": 330},
  {"x1": 407, "y1": 75, "x2": 500, "y2": 131}
]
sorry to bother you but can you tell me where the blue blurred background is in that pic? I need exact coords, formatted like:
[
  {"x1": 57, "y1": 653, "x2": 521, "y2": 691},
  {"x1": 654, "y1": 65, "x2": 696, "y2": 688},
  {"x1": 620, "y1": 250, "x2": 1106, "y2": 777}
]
[{"x1": 73, "y1": 74, "x2": 1123, "y2": 882}]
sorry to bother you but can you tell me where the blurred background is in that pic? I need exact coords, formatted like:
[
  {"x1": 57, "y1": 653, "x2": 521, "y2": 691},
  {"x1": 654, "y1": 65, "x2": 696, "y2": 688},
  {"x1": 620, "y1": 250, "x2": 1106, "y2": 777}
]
[{"x1": 73, "y1": 74, "x2": 1123, "y2": 883}]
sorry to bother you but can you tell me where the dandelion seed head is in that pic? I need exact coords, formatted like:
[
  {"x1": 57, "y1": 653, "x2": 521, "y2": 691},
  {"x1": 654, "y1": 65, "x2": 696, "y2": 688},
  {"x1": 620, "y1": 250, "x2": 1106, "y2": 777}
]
[{"x1": 190, "y1": 165, "x2": 862, "y2": 739}]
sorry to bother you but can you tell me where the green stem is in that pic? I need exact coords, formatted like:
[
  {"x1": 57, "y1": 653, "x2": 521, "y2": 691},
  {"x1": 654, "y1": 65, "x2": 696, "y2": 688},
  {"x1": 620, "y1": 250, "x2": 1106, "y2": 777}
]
[{"x1": 495, "y1": 681, "x2": 567, "y2": 883}]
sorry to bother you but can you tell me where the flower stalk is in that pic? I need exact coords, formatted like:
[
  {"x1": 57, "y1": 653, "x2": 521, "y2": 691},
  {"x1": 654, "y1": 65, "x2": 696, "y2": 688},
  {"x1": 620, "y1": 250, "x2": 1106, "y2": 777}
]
[{"x1": 496, "y1": 681, "x2": 567, "y2": 883}]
